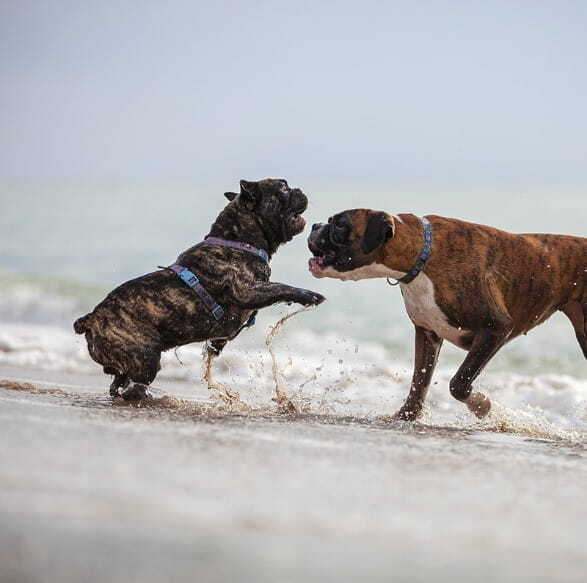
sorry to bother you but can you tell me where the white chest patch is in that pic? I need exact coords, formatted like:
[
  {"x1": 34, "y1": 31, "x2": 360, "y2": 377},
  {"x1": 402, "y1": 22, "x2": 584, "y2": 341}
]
[
  {"x1": 320, "y1": 262, "x2": 469, "y2": 348},
  {"x1": 400, "y1": 274, "x2": 469, "y2": 348},
  {"x1": 319, "y1": 262, "x2": 406, "y2": 281}
]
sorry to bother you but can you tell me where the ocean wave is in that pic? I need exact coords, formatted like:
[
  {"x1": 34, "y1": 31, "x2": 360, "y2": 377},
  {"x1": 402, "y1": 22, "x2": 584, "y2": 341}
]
[{"x1": 0, "y1": 270, "x2": 103, "y2": 326}]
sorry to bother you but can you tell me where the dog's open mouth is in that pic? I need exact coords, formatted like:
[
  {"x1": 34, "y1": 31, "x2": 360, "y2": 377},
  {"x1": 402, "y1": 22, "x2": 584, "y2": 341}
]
[
  {"x1": 285, "y1": 211, "x2": 307, "y2": 239},
  {"x1": 284, "y1": 189, "x2": 308, "y2": 239},
  {"x1": 290, "y1": 214, "x2": 306, "y2": 233},
  {"x1": 308, "y1": 254, "x2": 327, "y2": 275},
  {"x1": 308, "y1": 241, "x2": 331, "y2": 275}
]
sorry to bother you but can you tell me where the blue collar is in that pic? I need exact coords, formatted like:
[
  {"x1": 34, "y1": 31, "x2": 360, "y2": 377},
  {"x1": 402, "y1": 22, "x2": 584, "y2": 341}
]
[{"x1": 387, "y1": 216, "x2": 432, "y2": 286}]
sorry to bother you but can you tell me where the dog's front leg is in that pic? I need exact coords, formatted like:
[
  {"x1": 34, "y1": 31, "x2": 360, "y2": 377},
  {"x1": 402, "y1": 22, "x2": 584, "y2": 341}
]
[
  {"x1": 207, "y1": 338, "x2": 228, "y2": 356},
  {"x1": 449, "y1": 318, "x2": 513, "y2": 419},
  {"x1": 231, "y1": 282, "x2": 325, "y2": 310},
  {"x1": 393, "y1": 326, "x2": 443, "y2": 421}
]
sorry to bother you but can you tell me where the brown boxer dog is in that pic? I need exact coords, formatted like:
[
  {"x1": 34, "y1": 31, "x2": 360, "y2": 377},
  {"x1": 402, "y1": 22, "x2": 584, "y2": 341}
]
[{"x1": 308, "y1": 210, "x2": 587, "y2": 421}]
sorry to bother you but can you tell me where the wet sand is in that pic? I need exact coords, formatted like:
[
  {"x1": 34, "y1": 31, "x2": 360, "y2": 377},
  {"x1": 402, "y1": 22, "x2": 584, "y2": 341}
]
[{"x1": 0, "y1": 363, "x2": 585, "y2": 583}]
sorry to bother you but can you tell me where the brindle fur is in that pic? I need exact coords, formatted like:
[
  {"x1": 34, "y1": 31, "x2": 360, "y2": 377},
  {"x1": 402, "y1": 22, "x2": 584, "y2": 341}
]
[
  {"x1": 74, "y1": 179, "x2": 325, "y2": 398},
  {"x1": 309, "y1": 210, "x2": 587, "y2": 420}
]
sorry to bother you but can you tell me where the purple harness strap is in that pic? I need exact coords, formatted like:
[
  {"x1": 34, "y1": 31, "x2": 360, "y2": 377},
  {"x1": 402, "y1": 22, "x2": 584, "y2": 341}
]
[{"x1": 203, "y1": 237, "x2": 270, "y2": 263}]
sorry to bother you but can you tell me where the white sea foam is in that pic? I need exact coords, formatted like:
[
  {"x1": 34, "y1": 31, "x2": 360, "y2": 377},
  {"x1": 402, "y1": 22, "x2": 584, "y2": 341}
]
[{"x1": 0, "y1": 272, "x2": 103, "y2": 326}]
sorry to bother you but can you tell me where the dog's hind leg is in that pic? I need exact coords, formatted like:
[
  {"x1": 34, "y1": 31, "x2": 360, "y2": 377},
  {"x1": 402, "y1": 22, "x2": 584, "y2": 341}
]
[
  {"x1": 109, "y1": 373, "x2": 130, "y2": 397},
  {"x1": 448, "y1": 279, "x2": 515, "y2": 419},
  {"x1": 120, "y1": 383, "x2": 151, "y2": 401},
  {"x1": 87, "y1": 332, "x2": 133, "y2": 397},
  {"x1": 393, "y1": 326, "x2": 443, "y2": 421},
  {"x1": 561, "y1": 301, "x2": 587, "y2": 359},
  {"x1": 449, "y1": 311, "x2": 513, "y2": 419},
  {"x1": 120, "y1": 348, "x2": 161, "y2": 402}
]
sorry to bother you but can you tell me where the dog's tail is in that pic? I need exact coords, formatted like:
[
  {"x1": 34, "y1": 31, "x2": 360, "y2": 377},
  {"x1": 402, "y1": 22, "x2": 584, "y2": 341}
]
[{"x1": 73, "y1": 313, "x2": 93, "y2": 334}]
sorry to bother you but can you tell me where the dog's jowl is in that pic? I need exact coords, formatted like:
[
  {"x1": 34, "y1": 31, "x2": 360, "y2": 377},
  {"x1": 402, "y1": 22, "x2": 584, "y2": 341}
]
[
  {"x1": 74, "y1": 179, "x2": 325, "y2": 400},
  {"x1": 308, "y1": 210, "x2": 586, "y2": 420}
]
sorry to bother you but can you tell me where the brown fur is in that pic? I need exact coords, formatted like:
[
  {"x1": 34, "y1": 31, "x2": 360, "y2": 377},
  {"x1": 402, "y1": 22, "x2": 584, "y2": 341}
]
[
  {"x1": 384, "y1": 214, "x2": 587, "y2": 343},
  {"x1": 308, "y1": 210, "x2": 587, "y2": 420},
  {"x1": 75, "y1": 179, "x2": 325, "y2": 400}
]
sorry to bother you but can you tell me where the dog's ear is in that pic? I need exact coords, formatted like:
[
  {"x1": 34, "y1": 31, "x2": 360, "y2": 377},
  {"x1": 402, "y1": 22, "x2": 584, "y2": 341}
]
[
  {"x1": 224, "y1": 192, "x2": 238, "y2": 201},
  {"x1": 362, "y1": 212, "x2": 394, "y2": 254},
  {"x1": 239, "y1": 180, "x2": 259, "y2": 205}
]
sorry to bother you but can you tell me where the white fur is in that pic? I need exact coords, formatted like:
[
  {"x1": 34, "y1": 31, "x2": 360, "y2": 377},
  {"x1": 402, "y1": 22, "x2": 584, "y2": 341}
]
[
  {"x1": 399, "y1": 274, "x2": 469, "y2": 348},
  {"x1": 319, "y1": 262, "x2": 404, "y2": 281},
  {"x1": 320, "y1": 262, "x2": 469, "y2": 348}
]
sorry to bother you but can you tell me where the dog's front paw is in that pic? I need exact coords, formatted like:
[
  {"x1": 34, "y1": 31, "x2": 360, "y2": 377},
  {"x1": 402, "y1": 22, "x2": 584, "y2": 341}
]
[{"x1": 297, "y1": 290, "x2": 326, "y2": 307}]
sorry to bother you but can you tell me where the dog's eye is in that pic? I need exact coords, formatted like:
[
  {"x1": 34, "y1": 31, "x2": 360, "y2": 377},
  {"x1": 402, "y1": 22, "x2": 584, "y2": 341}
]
[
  {"x1": 267, "y1": 197, "x2": 280, "y2": 210},
  {"x1": 330, "y1": 223, "x2": 347, "y2": 244}
]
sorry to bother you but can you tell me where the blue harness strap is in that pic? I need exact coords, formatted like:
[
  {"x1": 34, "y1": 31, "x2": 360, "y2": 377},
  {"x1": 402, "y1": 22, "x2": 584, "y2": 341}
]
[
  {"x1": 168, "y1": 264, "x2": 225, "y2": 321},
  {"x1": 387, "y1": 216, "x2": 433, "y2": 286},
  {"x1": 167, "y1": 239, "x2": 269, "y2": 325}
]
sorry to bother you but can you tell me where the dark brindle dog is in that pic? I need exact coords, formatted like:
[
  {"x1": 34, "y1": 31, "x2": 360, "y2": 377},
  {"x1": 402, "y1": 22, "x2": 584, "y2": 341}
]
[
  {"x1": 74, "y1": 178, "x2": 324, "y2": 400},
  {"x1": 308, "y1": 210, "x2": 586, "y2": 420}
]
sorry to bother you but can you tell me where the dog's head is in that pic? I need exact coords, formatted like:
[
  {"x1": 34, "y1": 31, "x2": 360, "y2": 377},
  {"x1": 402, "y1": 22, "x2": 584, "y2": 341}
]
[
  {"x1": 224, "y1": 179, "x2": 308, "y2": 246},
  {"x1": 307, "y1": 209, "x2": 394, "y2": 278}
]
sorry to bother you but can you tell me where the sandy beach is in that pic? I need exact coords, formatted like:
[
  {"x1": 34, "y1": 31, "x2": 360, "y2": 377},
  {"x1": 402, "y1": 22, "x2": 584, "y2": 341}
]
[{"x1": 1, "y1": 362, "x2": 585, "y2": 583}]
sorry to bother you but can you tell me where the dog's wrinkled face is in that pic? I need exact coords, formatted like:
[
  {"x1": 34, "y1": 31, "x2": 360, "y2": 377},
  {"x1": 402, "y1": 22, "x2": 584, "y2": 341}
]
[
  {"x1": 224, "y1": 178, "x2": 308, "y2": 244},
  {"x1": 308, "y1": 209, "x2": 394, "y2": 278}
]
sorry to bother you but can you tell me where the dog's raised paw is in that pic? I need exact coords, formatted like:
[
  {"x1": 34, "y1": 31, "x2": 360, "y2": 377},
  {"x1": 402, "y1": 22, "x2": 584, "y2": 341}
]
[
  {"x1": 465, "y1": 392, "x2": 492, "y2": 419},
  {"x1": 310, "y1": 293, "x2": 326, "y2": 305},
  {"x1": 299, "y1": 290, "x2": 326, "y2": 306}
]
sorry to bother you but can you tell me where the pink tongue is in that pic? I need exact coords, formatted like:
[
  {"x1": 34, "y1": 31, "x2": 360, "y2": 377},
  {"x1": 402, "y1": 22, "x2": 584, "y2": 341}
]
[{"x1": 309, "y1": 256, "x2": 325, "y2": 271}]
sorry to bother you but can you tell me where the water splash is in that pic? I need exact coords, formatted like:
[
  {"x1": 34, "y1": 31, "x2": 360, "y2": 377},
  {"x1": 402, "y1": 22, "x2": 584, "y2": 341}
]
[
  {"x1": 265, "y1": 305, "x2": 315, "y2": 413},
  {"x1": 475, "y1": 400, "x2": 584, "y2": 442}
]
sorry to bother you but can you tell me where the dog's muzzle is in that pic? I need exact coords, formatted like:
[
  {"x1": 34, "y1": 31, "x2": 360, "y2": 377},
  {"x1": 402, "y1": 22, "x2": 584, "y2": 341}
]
[
  {"x1": 307, "y1": 223, "x2": 331, "y2": 275},
  {"x1": 284, "y1": 189, "x2": 308, "y2": 239}
]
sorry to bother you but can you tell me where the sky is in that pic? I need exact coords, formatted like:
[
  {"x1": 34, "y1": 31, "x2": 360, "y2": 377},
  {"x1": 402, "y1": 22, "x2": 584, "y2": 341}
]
[{"x1": 2, "y1": 0, "x2": 587, "y2": 193}]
